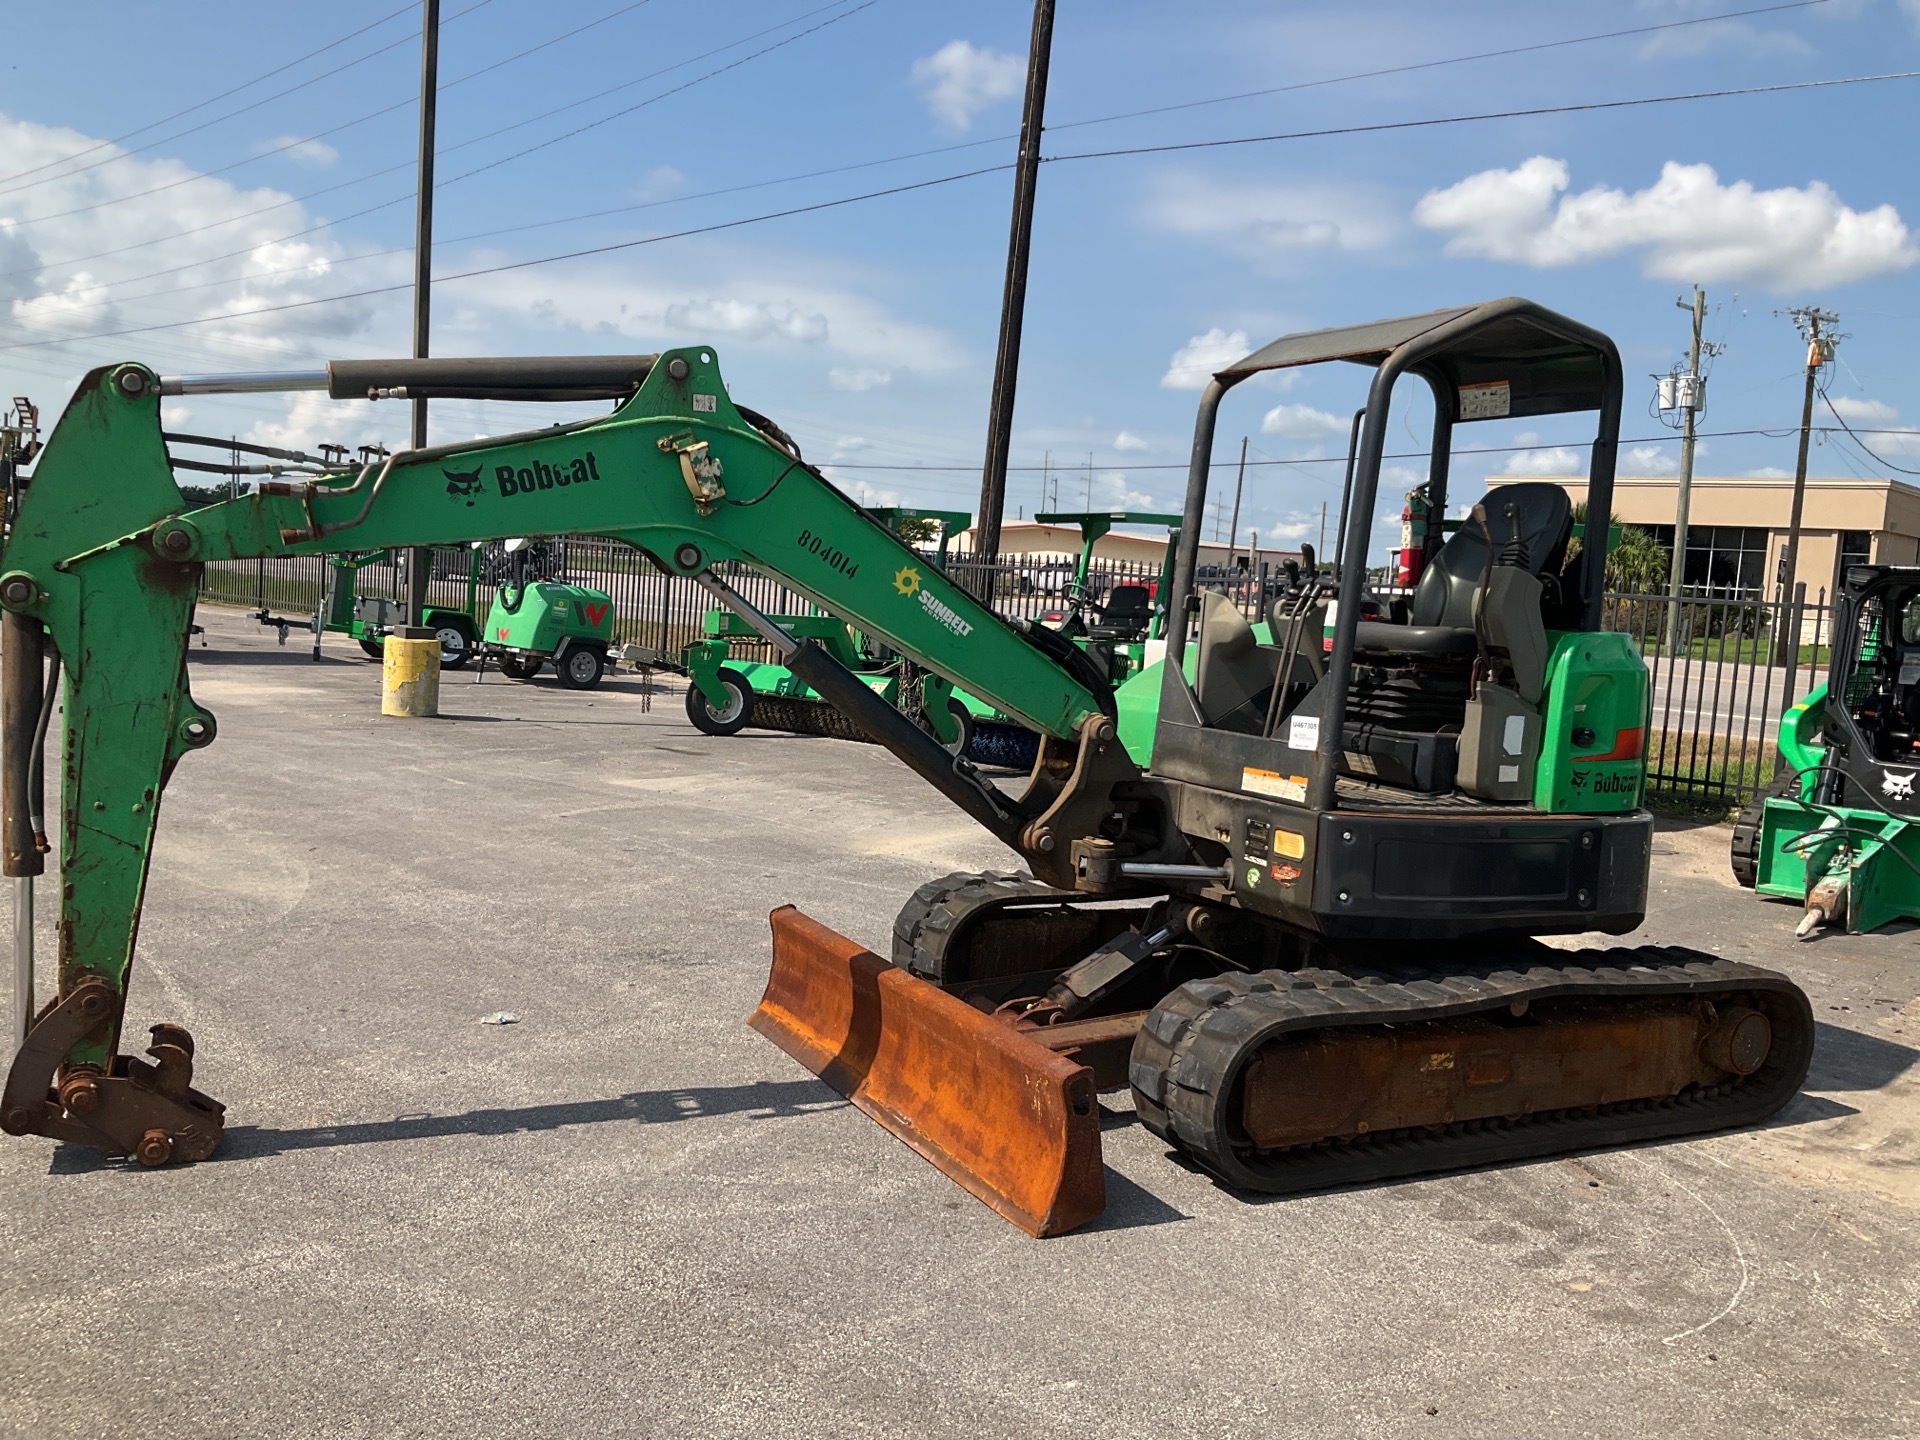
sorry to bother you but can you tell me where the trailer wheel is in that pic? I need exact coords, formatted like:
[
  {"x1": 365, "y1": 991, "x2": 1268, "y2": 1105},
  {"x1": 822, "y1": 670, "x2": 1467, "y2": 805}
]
[
  {"x1": 556, "y1": 645, "x2": 606, "y2": 691},
  {"x1": 358, "y1": 636, "x2": 385, "y2": 661},
  {"x1": 496, "y1": 654, "x2": 542, "y2": 681},
  {"x1": 940, "y1": 699, "x2": 974, "y2": 756},
  {"x1": 435, "y1": 619, "x2": 477, "y2": 670},
  {"x1": 686, "y1": 668, "x2": 753, "y2": 736}
]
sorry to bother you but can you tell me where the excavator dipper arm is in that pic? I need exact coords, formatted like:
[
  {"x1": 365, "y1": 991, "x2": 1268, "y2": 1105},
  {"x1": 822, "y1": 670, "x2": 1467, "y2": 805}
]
[{"x1": 0, "y1": 352, "x2": 1146, "y2": 1180}]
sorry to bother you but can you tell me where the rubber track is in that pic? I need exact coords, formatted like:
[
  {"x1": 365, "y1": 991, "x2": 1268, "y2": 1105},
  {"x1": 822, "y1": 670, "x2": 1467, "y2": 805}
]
[
  {"x1": 1730, "y1": 773, "x2": 1797, "y2": 889},
  {"x1": 1130, "y1": 947, "x2": 1815, "y2": 1194},
  {"x1": 891, "y1": 871, "x2": 1077, "y2": 979}
]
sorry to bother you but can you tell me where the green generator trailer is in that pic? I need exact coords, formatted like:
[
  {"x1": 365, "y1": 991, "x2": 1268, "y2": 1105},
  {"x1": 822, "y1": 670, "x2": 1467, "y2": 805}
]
[
  {"x1": 1732, "y1": 562, "x2": 1920, "y2": 936},
  {"x1": 482, "y1": 537, "x2": 616, "y2": 689}
]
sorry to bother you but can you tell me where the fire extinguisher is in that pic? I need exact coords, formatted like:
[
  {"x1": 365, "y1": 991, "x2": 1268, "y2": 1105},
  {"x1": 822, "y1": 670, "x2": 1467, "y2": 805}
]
[{"x1": 1397, "y1": 484, "x2": 1431, "y2": 587}]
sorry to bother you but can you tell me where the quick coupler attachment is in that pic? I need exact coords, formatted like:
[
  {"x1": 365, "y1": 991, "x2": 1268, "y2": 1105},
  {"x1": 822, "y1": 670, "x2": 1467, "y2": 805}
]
[{"x1": 1, "y1": 981, "x2": 224, "y2": 1165}]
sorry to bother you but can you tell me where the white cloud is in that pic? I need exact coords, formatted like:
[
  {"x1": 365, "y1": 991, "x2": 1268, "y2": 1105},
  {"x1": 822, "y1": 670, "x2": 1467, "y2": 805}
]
[
  {"x1": 662, "y1": 296, "x2": 827, "y2": 344},
  {"x1": 1113, "y1": 430, "x2": 1149, "y2": 452},
  {"x1": 1415, "y1": 156, "x2": 1918, "y2": 290},
  {"x1": 255, "y1": 135, "x2": 338, "y2": 167},
  {"x1": 1091, "y1": 469, "x2": 1155, "y2": 510},
  {"x1": 830, "y1": 367, "x2": 892, "y2": 392},
  {"x1": 1745, "y1": 466, "x2": 1793, "y2": 478},
  {"x1": 1144, "y1": 173, "x2": 1399, "y2": 261},
  {"x1": 1161, "y1": 327, "x2": 1249, "y2": 389},
  {"x1": 1626, "y1": 444, "x2": 1678, "y2": 475},
  {"x1": 635, "y1": 166, "x2": 683, "y2": 200},
  {"x1": 1260, "y1": 402, "x2": 1346, "y2": 439},
  {"x1": 910, "y1": 41, "x2": 1025, "y2": 130},
  {"x1": 1258, "y1": 519, "x2": 1312, "y2": 541},
  {"x1": 1637, "y1": 17, "x2": 1808, "y2": 59},
  {"x1": 1830, "y1": 395, "x2": 1899, "y2": 423},
  {"x1": 1502, "y1": 432, "x2": 1586, "y2": 477},
  {"x1": 246, "y1": 390, "x2": 402, "y2": 454},
  {"x1": 832, "y1": 435, "x2": 870, "y2": 454}
]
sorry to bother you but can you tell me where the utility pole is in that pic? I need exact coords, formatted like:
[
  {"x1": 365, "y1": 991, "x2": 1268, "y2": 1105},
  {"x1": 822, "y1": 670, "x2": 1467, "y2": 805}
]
[
  {"x1": 1226, "y1": 435, "x2": 1248, "y2": 564},
  {"x1": 406, "y1": 0, "x2": 441, "y2": 627},
  {"x1": 1777, "y1": 305, "x2": 1839, "y2": 661},
  {"x1": 1083, "y1": 451, "x2": 1092, "y2": 509},
  {"x1": 974, "y1": 0, "x2": 1056, "y2": 564},
  {"x1": 1661, "y1": 287, "x2": 1708, "y2": 652},
  {"x1": 1318, "y1": 500, "x2": 1327, "y2": 558}
]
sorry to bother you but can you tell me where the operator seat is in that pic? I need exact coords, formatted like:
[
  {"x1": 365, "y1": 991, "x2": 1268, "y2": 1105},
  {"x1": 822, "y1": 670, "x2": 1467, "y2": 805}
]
[
  {"x1": 1353, "y1": 483, "x2": 1572, "y2": 657},
  {"x1": 1342, "y1": 483, "x2": 1572, "y2": 793},
  {"x1": 1088, "y1": 584, "x2": 1152, "y2": 641}
]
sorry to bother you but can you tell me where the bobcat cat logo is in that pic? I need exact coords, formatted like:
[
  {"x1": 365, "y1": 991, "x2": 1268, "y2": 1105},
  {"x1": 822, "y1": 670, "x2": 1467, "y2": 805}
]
[
  {"x1": 1884, "y1": 769, "x2": 1916, "y2": 802},
  {"x1": 444, "y1": 466, "x2": 484, "y2": 506}
]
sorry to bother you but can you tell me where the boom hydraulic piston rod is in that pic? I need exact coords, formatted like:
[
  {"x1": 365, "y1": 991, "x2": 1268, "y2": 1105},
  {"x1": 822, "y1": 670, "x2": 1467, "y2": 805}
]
[{"x1": 0, "y1": 348, "x2": 1160, "y2": 1167}]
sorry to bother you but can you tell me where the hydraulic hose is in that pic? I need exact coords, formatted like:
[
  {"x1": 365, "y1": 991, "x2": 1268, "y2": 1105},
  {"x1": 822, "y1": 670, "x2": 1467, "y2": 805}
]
[{"x1": 28, "y1": 642, "x2": 56, "y2": 854}]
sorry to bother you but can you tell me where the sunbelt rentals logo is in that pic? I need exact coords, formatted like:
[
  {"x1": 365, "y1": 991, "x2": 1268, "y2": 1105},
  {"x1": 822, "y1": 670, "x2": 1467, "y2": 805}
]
[{"x1": 893, "y1": 563, "x2": 971, "y2": 637}]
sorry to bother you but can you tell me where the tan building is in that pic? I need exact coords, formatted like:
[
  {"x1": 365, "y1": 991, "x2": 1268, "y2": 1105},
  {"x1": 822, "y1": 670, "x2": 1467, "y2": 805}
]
[
  {"x1": 959, "y1": 521, "x2": 1296, "y2": 573},
  {"x1": 1509, "y1": 473, "x2": 1920, "y2": 601}
]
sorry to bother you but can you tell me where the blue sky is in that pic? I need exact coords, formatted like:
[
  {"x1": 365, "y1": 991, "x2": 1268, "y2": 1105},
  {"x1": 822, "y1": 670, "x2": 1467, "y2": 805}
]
[{"x1": 5, "y1": 0, "x2": 1920, "y2": 561}]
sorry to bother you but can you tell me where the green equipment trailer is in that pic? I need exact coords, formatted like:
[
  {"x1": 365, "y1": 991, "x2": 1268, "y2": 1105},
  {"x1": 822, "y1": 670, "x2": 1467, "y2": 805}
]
[
  {"x1": 255, "y1": 546, "x2": 485, "y2": 667},
  {"x1": 682, "y1": 507, "x2": 973, "y2": 742},
  {"x1": 1732, "y1": 562, "x2": 1920, "y2": 936}
]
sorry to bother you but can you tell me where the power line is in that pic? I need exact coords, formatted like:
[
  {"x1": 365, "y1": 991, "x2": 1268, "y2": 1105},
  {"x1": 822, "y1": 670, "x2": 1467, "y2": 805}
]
[
  {"x1": 0, "y1": 2, "x2": 420, "y2": 189},
  {"x1": 2, "y1": 0, "x2": 1823, "y2": 308},
  {"x1": 0, "y1": 165, "x2": 1014, "y2": 353},
  {"x1": 1044, "y1": 68, "x2": 1920, "y2": 164},
  {"x1": 14, "y1": 62, "x2": 1919, "y2": 354},
  {"x1": 0, "y1": 2, "x2": 497, "y2": 205},
  {"x1": 1048, "y1": 0, "x2": 1833, "y2": 136},
  {"x1": 4, "y1": 0, "x2": 870, "y2": 275},
  {"x1": 1821, "y1": 390, "x2": 1920, "y2": 477}
]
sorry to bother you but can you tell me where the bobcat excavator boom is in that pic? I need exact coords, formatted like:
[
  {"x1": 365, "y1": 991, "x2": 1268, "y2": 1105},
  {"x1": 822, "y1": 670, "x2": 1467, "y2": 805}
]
[{"x1": 0, "y1": 350, "x2": 1139, "y2": 1224}]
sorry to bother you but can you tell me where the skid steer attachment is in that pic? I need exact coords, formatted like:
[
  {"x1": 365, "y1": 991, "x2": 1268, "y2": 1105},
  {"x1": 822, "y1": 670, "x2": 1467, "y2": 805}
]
[{"x1": 752, "y1": 907, "x2": 1105, "y2": 1238}]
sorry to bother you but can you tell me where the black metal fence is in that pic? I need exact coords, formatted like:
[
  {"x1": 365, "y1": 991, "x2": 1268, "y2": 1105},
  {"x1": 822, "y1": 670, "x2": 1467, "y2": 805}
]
[
  {"x1": 201, "y1": 540, "x2": 1825, "y2": 812},
  {"x1": 1605, "y1": 584, "x2": 1828, "y2": 810}
]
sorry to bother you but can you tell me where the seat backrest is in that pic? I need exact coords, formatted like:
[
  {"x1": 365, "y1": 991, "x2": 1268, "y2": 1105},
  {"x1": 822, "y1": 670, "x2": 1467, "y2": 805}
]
[
  {"x1": 1098, "y1": 585, "x2": 1151, "y2": 628},
  {"x1": 1195, "y1": 589, "x2": 1274, "y2": 724},
  {"x1": 1410, "y1": 483, "x2": 1572, "y2": 629}
]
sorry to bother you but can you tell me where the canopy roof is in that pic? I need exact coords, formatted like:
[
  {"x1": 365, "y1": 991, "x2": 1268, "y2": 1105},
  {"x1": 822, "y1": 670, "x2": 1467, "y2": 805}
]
[{"x1": 1219, "y1": 297, "x2": 1616, "y2": 420}]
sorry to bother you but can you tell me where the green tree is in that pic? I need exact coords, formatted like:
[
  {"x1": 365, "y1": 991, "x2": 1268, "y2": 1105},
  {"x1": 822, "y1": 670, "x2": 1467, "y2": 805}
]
[
  {"x1": 1569, "y1": 502, "x2": 1669, "y2": 593},
  {"x1": 891, "y1": 515, "x2": 940, "y2": 545}
]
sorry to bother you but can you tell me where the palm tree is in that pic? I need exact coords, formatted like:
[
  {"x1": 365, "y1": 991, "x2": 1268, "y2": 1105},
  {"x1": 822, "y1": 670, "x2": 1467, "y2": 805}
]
[{"x1": 1569, "y1": 502, "x2": 1669, "y2": 593}]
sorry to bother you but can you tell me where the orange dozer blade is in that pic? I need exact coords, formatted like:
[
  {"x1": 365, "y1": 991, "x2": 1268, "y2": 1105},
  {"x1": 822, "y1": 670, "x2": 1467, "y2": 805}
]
[{"x1": 751, "y1": 906, "x2": 1106, "y2": 1238}]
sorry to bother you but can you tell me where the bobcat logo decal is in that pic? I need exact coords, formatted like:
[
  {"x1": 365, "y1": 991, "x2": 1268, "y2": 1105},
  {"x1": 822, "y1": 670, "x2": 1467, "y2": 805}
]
[
  {"x1": 1884, "y1": 769, "x2": 1916, "y2": 803},
  {"x1": 444, "y1": 466, "x2": 484, "y2": 506}
]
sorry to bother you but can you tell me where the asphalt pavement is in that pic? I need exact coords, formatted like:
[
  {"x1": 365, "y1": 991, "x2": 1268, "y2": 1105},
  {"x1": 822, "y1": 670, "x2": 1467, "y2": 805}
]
[{"x1": 1, "y1": 606, "x2": 1914, "y2": 1440}]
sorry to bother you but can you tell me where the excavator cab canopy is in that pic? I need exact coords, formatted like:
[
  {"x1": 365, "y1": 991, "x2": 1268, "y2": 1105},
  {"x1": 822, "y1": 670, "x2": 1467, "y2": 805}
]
[{"x1": 1159, "y1": 297, "x2": 1625, "y2": 820}]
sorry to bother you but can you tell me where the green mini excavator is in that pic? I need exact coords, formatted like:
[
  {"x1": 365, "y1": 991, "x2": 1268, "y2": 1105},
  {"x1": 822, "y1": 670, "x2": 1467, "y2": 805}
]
[{"x1": 0, "y1": 301, "x2": 1812, "y2": 1236}]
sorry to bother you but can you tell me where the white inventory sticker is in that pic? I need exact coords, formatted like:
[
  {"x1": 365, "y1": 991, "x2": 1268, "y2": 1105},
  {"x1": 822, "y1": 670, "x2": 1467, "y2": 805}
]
[
  {"x1": 1503, "y1": 714, "x2": 1526, "y2": 756},
  {"x1": 1288, "y1": 713, "x2": 1321, "y2": 752},
  {"x1": 1458, "y1": 380, "x2": 1512, "y2": 420}
]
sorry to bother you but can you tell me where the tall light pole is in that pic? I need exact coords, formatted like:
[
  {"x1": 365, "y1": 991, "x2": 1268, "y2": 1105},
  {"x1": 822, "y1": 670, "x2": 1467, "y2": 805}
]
[
  {"x1": 974, "y1": 0, "x2": 1056, "y2": 566},
  {"x1": 1662, "y1": 287, "x2": 1706, "y2": 652},
  {"x1": 1776, "y1": 305, "x2": 1838, "y2": 664},
  {"x1": 406, "y1": 0, "x2": 441, "y2": 626}
]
